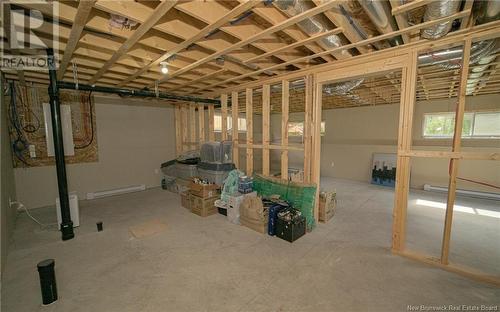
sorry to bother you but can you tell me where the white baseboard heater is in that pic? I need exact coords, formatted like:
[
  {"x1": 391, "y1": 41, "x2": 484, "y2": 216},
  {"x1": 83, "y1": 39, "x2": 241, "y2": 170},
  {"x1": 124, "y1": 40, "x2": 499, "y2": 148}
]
[
  {"x1": 423, "y1": 184, "x2": 500, "y2": 201},
  {"x1": 86, "y1": 184, "x2": 146, "y2": 200}
]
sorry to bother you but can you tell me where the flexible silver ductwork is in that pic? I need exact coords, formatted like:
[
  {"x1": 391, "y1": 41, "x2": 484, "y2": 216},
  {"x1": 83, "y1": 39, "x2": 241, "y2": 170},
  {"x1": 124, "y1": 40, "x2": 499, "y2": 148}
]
[
  {"x1": 418, "y1": 39, "x2": 499, "y2": 69},
  {"x1": 418, "y1": 39, "x2": 499, "y2": 95},
  {"x1": 475, "y1": 0, "x2": 500, "y2": 24},
  {"x1": 402, "y1": 1, "x2": 499, "y2": 95},
  {"x1": 421, "y1": 0, "x2": 461, "y2": 39},
  {"x1": 274, "y1": 0, "x2": 351, "y2": 59},
  {"x1": 274, "y1": 0, "x2": 364, "y2": 96},
  {"x1": 323, "y1": 79, "x2": 365, "y2": 96},
  {"x1": 359, "y1": 0, "x2": 403, "y2": 46}
]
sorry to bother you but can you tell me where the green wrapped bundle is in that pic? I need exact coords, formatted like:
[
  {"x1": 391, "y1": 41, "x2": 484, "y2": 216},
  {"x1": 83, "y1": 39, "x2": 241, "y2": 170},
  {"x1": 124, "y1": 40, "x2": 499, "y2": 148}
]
[{"x1": 252, "y1": 174, "x2": 317, "y2": 231}]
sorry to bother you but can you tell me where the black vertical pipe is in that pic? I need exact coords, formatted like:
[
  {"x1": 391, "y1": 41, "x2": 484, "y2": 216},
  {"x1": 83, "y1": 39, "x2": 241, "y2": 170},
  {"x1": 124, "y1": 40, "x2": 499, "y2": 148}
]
[{"x1": 47, "y1": 48, "x2": 74, "y2": 241}]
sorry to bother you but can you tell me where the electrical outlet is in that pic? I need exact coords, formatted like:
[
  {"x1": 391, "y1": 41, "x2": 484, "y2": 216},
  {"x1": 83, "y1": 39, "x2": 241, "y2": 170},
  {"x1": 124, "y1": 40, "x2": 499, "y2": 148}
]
[
  {"x1": 331, "y1": 161, "x2": 335, "y2": 167},
  {"x1": 29, "y1": 144, "x2": 36, "y2": 158},
  {"x1": 154, "y1": 169, "x2": 160, "y2": 174}
]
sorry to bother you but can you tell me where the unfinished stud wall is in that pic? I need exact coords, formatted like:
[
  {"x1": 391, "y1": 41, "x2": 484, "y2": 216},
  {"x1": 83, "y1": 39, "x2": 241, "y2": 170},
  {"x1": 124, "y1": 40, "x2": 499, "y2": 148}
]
[
  {"x1": 14, "y1": 96, "x2": 176, "y2": 208},
  {"x1": 268, "y1": 93, "x2": 499, "y2": 193}
]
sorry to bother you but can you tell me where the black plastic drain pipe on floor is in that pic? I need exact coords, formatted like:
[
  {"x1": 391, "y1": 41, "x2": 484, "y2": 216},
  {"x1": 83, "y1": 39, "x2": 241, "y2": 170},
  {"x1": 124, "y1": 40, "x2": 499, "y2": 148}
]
[{"x1": 47, "y1": 49, "x2": 74, "y2": 241}]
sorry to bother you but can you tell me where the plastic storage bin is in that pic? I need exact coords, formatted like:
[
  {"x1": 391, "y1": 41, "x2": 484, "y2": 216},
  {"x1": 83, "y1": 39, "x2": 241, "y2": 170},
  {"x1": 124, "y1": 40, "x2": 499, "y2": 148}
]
[
  {"x1": 164, "y1": 163, "x2": 198, "y2": 180},
  {"x1": 197, "y1": 162, "x2": 235, "y2": 185},
  {"x1": 200, "y1": 141, "x2": 233, "y2": 164}
]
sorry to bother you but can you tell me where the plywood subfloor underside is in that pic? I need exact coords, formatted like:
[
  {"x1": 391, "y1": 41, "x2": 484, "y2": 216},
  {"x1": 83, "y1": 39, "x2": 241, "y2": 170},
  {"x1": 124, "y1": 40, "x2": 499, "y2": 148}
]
[{"x1": 2, "y1": 179, "x2": 498, "y2": 311}]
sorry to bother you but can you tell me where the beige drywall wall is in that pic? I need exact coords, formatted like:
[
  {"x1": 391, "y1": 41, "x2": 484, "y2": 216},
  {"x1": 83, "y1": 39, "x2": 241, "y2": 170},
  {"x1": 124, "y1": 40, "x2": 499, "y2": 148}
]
[
  {"x1": 14, "y1": 95, "x2": 177, "y2": 209},
  {"x1": 270, "y1": 94, "x2": 500, "y2": 193},
  {"x1": 1, "y1": 81, "x2": 17, "y2": 276}
]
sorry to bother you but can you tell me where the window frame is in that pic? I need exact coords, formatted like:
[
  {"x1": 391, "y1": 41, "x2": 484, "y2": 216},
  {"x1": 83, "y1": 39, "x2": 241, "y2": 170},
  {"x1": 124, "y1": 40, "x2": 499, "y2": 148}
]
[
  {"x1": 288, "y1": 121, "x2": 326, "y2": 137},
  {"x1": 213, "y1": 112, "x2": 247, "y2": 133},
  {"x1": 422, "y1": 110, "x2": 500, "y2": 139}
]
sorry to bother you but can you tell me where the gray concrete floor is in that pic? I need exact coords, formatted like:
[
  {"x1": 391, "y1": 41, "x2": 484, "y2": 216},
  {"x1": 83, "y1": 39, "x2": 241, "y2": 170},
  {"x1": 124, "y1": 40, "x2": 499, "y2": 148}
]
[{"x1": 2, "y1": 178, "x2": 499, "y2": 312}]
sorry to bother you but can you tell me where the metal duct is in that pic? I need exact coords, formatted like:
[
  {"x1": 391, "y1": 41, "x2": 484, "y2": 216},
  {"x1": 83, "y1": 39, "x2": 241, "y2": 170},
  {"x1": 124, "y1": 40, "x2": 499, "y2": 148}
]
[
  {"x1": 475, "y1": 0, "x2": 500, "y2": 25},
  {"x1": 274, "y1": 0, "x2": 351, "y2": 59},
  {"x1": 274, "y1": 0, "x2": 363, "y2": 95},
  {"x1": 418, "y1": 39, "x2": 499, "y2": 95},
  {"x1": 421, "y1": 0, "x2": 460, "y2": 39},
  {"x1": 418, "y1": 39, "x2": 499, "y2": 70},
  {"x1": 359, "y1": 0, "x2": 403, "y2": 46},
  {"x1": 323, "y1": 79, "x2": 364, "y2": 96}
]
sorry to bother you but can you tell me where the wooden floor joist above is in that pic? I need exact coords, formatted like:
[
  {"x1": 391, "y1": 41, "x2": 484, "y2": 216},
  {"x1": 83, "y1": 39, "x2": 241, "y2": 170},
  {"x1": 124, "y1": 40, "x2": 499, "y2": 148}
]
[{"x1": 2, "y1": 0, "x2": 498, "y2": 107}]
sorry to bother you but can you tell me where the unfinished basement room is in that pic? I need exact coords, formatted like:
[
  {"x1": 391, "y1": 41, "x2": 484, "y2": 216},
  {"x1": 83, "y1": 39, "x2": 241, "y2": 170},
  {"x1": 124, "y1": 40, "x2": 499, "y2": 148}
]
[{"x1": 1, "y1": 0, "x2": 499, "y2": 311}]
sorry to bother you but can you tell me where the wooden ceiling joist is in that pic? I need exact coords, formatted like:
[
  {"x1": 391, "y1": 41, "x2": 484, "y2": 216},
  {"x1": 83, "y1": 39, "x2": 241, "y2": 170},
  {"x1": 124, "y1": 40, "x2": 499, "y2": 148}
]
[
  {"x1": 154, "y1": 0, "x2": 339, "y2": 86},
  {"x1": 117, "y1": 0, "x2": 261, "y2": 87},
  {"x1": 88, "y1": 0, "x2": 178, "y2": 84},
  {"x1": 57, "y1": 0, "x2": 95, "y2": 80},
  {"x1": 3, "y1": 0, "x2": 499, "y2": 105},
  {"x1": 199, "y1": 10, "x2": 472, "y2": 95}
]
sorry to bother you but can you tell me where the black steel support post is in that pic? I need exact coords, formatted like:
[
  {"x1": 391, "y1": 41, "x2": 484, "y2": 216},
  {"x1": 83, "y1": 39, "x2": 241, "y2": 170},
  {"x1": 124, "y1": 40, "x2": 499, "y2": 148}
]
[{"x1": 47, "y1": 49, "x2": 74, "y2": 241}]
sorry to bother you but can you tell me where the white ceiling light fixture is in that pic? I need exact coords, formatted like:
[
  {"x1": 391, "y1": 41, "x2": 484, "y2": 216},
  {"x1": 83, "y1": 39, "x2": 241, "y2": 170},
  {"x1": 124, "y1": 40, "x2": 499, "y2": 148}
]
[{"x1": 160, "y1": 62, "x2": 169, "y2": 74}]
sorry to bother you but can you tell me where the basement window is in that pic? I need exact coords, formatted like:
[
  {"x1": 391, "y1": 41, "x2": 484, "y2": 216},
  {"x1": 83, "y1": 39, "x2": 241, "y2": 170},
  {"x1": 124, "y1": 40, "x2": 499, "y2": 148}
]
[
  {"x1": 214, "y1": 113, "x2": 247, "y2": 133},
  {"x1": 423, "y1": 111, "x2": 500, "y2": 138},
  {"x1": 288, "y1": 121, "x2": 326, "y2": 137}
]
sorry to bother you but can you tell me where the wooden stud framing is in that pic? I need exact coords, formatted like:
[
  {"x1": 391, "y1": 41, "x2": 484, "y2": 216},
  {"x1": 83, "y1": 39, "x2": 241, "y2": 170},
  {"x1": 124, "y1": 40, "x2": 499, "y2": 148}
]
[
  {"x1": 181, "y1": 104, "x2": 188, "y2": 152},
  {"x1": 262, "y1": 84, "x2": 270, "y2": 176},
  {"x1": 174, "y1": 104, "x2": 182, "y2": 156},
  {"x1": 281, "y1": 81, "x2": 290, "y2": 180},
  {"x1": 392, "y1": 50, "x2": 418, "y2": 252},
  {"x1": 441, "y1": 39, "x2": 472, "y2": 265},
  {"x1": 303, "y1": 75, "x2": 313, "y2": 183},
  {"x1": 231, "y1": 92, "x2": 239, "y2": 168},
  {"x1": 208, "y1": 104, "x2": 215, "y2": 141},
  {"x1": 221, "y1": 94, "x2": 228, "y2": 141},
  {"x1": 311, "y1": 74, "x2": 322, "y2": 222},
  {"x1": 189, "y1": 103, "x2": 196, "y2": 147},
  {"x1": 208, "y1": 29, "x2": 500, "y2": 286},
  {"x1": 198, "y1": 106, "x2": 205, "y2": 147},
  {"x1": 246, "y1": 88, "x2": 253, "y2": 176}
]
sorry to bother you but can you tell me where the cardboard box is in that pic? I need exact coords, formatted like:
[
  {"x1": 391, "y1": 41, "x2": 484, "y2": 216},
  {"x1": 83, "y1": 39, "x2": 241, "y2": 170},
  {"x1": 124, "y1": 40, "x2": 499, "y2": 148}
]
[
  {"x1": 319, "y1": 191, "x2": 336, "y2": 223},
  {"x1": 190, "y1": 194, "x2": 218, "y2": 217},
  {"x1": 189, "y1": 180, "x2": 220, "y2": 198},
  {"x1": 180, "y1": 192, "x2": 190, "y2": 209}
]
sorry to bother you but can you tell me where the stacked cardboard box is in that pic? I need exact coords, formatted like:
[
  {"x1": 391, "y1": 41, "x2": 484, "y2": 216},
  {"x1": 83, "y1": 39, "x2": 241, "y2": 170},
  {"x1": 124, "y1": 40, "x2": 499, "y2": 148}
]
[
  {"x1": 187, "y1": 178, "x2": 220, "y2": 217},
  {"x1": 189, "y1": 180, "x2": 220, "y2": 198},
  {"x1": 190, "y1": 194, "x2": 218, "y2": 217}
]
